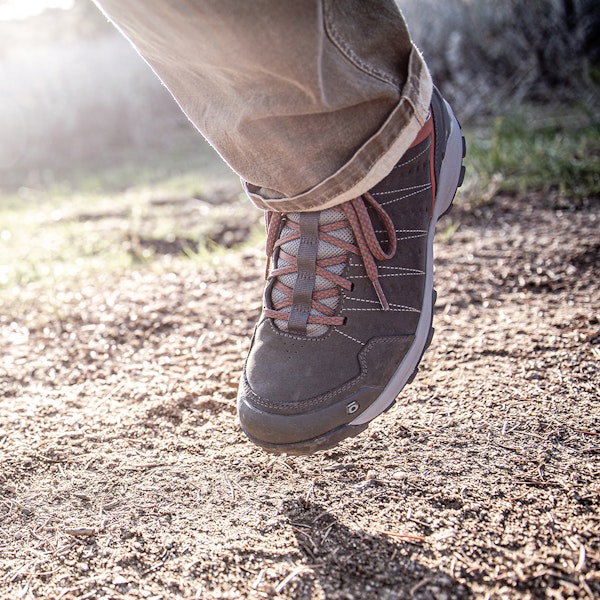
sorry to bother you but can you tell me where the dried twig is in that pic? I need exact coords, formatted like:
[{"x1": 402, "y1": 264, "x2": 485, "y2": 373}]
[
  {"x1": 275, "y1": 567, "x2": 307, "y2": 594},
  {"x1": 65, "y1": 527, "x2": 96, "y2": 538},
  {"x1": 252, "y1": 569, "x2": 265, "y2": 590},
  {"x1": 575, "y1": 545, "x2": 587, "y2": 572},
  {"x1": 410, "y1": 577, "x2": 433, "y2": 597},
  {"x1": 374, "y1": 528, "x2": 425, "y2": 542},
  {"x1": 123, "y1": 462, "x2": 168, "y2": 471}
]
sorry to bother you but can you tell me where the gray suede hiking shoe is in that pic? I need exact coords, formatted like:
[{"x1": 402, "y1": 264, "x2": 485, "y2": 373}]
[{"x1": 238, "y1": 88, "x2": 466, "y2": 455}]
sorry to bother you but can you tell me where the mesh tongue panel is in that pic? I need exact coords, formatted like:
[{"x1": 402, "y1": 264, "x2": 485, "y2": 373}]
[{"x1": 272, "y1": 209, "x2": 354, "y2": 336}]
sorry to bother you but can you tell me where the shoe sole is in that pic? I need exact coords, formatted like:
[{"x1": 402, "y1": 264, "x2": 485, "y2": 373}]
[{"x1": 243, "y1": 103, "x2": 466, "y2": 455}]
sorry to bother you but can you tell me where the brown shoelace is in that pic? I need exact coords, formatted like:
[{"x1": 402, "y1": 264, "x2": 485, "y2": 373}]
[{"x1": 264, "y1": 192, "x2": 397, "y2": 327}]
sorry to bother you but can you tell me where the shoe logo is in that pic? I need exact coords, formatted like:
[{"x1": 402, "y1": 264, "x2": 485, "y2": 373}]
[{"x1": 346, "y1": 401, "x2": 360, "y2": 415}]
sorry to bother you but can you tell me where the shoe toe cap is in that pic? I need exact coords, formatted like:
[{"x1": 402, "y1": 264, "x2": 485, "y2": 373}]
[
  {"x1": 238, "y1": 375, "x2": 379, "y2": 448},
  {"x1": 238, "y1": 320, "x2": 416, "y2": 450}
]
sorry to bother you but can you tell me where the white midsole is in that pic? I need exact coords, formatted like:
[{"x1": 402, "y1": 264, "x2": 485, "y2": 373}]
[{"x1": 350, "y1": 101, "x2": 463, "y2": 426}]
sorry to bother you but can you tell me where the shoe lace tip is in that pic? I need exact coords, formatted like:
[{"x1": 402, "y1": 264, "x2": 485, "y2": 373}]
[{"x1": 373, "y1": 279, "x2": 390, "y2": 311}]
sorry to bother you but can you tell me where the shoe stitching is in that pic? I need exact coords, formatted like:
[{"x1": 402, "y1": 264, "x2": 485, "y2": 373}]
[
  {"x1": 333, "y1": 329, "x2": 365, "y2": 346},
  {"x1": 378, "y1": 265, "x2": 425, "y2": 273},
  {"x1": 346, "y1": 264, "x2": 424, "y2": 279},
  {"x1": 387, "y1": 232, "x2": 428, "y2": 242},
  {"x1": 344, "y1": 307, "x2": 420, "y2": 313},
  {"x1": 373, "y1": 229, "x2": 427, "y2": 242},
  {"x1": 374, "y1": 228, "x2": 427, "y2": 234},
  {"x1": 242, "y1": 361, "x2": 366, "y2": 410},
  {"x1": 347, "y1": 273, "x2": 423, "y2": 279},
  {"x1": 344, "y1": 297, "x2": 419, "y2": 311},
  {"x1": 378, "y1": 185, "x2": 432, "y2": 207},
  {"x1": 392, "y1": 141, "x2": 431, "y2": 170},
  {"x1": 372, "y1": 182, "x2": 430, "y2": 197}
]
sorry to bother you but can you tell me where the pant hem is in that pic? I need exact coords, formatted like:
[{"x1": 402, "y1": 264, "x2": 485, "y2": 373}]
[{"x1": 245, "y1": 47, "x2": 433, "y2": 212}]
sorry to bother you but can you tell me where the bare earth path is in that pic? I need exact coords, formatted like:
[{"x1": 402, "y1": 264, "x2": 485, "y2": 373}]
[{"x1": 1, "y1": 193, "x2": 598, "y2": 599}]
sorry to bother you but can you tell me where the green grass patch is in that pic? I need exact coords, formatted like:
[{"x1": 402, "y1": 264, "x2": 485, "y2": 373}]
[
  {"x1": 463, "y1": 106, "x2": 600, "y2": 205},
  {"x1": 0, "y1": 146, "x2": 262, "y2": 304}
]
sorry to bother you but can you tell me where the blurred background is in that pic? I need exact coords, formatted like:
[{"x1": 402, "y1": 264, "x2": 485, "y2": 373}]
[
  {"x1": 1, "y1": 0, "x2": 599, "y2": 187},
  {"x1": 0, "y1": 0, "x2": 210, "y2": 188},
  {"x1": 0, "y1": 0, "x2": 598, "y2": 295}
]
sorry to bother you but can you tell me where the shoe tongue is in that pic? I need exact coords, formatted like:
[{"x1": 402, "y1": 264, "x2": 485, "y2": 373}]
[{"x1": 271, "y1": 208, "x2": 354, "y2": 336}]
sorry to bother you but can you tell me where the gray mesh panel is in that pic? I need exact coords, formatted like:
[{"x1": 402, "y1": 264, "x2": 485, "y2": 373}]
[{"x1": 270, "y1": 208, "x2": 354, "y2": 337}]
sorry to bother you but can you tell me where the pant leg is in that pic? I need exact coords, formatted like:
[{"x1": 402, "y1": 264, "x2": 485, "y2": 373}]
[{"x1": 93, "y1": 0, "x2": 432, "y2": 212}]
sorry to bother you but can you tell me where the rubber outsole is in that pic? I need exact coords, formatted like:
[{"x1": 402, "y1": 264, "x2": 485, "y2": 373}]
[{"x1": 243, "y1": 116, "x2": 467, "y2": 455}]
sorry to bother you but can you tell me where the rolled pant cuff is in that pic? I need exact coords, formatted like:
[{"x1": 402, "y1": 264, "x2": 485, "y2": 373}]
[{"x1": 244, "y1": 47, "x2": 433, "y2": 213}]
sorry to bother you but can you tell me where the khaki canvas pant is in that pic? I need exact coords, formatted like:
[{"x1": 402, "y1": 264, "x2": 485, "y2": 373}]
[{"x1": 94, "y1": 0, "x2": 432, "y2": 212}]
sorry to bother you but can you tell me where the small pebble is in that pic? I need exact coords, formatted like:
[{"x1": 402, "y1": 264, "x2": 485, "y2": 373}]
[{"x1": 113, "y1": 574, "x2": 128, "y2": 585}]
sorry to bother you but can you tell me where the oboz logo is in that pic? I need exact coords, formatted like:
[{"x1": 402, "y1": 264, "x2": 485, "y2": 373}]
[{"x1": 346, "y1": 401, "x2": 359, "y2": 414}]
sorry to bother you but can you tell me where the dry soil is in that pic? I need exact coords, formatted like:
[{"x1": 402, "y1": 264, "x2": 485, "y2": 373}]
[{"x1": 1, "y1": 192, "x2": 599, "y2": 599}]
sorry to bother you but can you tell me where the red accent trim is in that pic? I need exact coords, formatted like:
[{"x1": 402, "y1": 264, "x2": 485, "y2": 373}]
[
  {"x1": 409, "y1": 113, "x2": 433, "y2": 148},
  {"x1": 409, "y1": 112, "x2": 436, "y2": 214}
]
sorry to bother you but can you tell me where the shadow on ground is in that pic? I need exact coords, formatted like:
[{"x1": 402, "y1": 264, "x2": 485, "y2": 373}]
[{"x1": 282, "y1": 500, "x2": 469, "y2": 599}]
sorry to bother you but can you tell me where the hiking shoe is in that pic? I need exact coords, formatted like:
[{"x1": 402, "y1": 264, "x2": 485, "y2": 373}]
[{"x1": 238, "y1": 88, "x2": 466, "y2": 455}]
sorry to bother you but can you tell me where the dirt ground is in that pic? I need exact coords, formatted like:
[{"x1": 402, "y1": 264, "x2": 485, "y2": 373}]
[{"x1": 1, "y1": 191, "x2": 598, "y2": 599}]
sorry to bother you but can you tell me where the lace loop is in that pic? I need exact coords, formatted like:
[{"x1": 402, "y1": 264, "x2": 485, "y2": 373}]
[{"x1": 340, "y1": 192, "x2": 396, "y2": 310}]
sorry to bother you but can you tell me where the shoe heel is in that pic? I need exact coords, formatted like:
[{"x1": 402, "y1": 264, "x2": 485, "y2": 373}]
[{"x1": 435, "y1": 102, "x2": 465, "y2": 220}]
